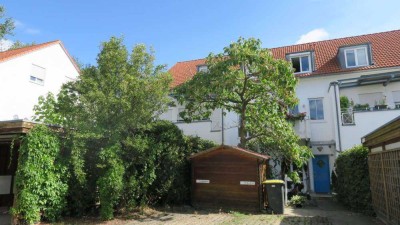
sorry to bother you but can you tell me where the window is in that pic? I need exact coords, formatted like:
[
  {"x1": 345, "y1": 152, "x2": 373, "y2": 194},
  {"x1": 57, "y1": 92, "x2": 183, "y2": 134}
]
[
  {"x1": 30, "y1": 64, "x2": 46, "y2": 85},
  {"x1": 344, "y1": 47, "x2": 368, "y2": 68},
  {"x1": 289, "y1": 53, "x2": 311, "y2": 73},
  {"x1": 309, "y1": 98, "x2": 324, "y2": 120},
  {"x1": 358, "y1": 92, "x2": 383, "y2": 107},
  {"x1": 197, "y1": 65, "x2": 208, "y2": 73},
  {"x1": 288, "y1": 105, "x2": 299, "y2": 115}
]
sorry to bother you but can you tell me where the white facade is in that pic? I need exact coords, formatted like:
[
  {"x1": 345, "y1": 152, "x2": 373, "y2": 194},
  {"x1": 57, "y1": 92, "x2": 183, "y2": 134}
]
[
  {"x1": 159, "y1": 100, "x2": 240, "y2": 145},
  {"x1": 163, "y1": 66, "x2": 400, "y2": 193},
  {"x1": 0, "y1": 42, "x2": 79, "y2": 121}
]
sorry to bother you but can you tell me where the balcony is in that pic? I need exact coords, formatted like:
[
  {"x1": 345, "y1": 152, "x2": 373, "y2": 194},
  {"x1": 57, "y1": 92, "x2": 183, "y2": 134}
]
[{"x1": 340, "y1": 108, "x2": 400, "y2": 150}]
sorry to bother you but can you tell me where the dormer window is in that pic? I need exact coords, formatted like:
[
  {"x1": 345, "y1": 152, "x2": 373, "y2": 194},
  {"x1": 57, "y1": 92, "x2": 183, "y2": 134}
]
[
  {"x1": 288, "y1": 52, "x2": 312, "y2": 74},
  {"x1": 338, "y1": 44, "x2": 372, "y2": 69},
  {"x1": 344, "y1": 47, "x2": 368, "y2": 68},
  {"x1": 197, "y1": 65, "x2": 208, "y2": 73}
]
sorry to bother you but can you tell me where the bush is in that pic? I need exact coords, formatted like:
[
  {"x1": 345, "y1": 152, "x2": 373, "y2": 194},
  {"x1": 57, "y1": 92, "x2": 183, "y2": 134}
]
[
  {"x1": 11, "y1": 125, "x2": 68, "y2": 224},
  {"x1": 340, "y1": 96, "x2": 350, "y2": 109},
  {"x1": 64, "y1": 120, "x2": 216, "y2": 219},
  {"x1": 332, "y1": 145, "x2": 374, "y2": 215}
]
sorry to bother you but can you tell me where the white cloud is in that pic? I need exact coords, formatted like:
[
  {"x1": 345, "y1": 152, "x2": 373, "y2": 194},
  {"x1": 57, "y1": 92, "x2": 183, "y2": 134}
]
[
  {"x1": 26, "y1": 28, "x2": 40, "y2": 35},
  {"x1": 0, "y1": 39, "x2": 14, "y2": 52},
  {"x1": 296, "y1": 28, "x2": 329, "y2": 44},
  {"x1": 14, "y1": 20, "x2": 24, "y2": 28},
  {"x1": 14, "y1": 19, "x2": 41, "y2": 35}
]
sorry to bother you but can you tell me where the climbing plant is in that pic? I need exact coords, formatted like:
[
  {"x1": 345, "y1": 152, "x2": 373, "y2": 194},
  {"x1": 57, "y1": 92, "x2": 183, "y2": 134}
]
[{"x1": 11, "y1": 125, "x2": 68, "y2": 224}]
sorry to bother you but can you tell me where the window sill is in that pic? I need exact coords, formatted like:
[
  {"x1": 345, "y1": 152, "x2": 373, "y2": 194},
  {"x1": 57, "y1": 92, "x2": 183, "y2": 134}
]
[
  {"x1": 345, "y1": 65, "x2": 368, "y2": 69},
  {"x1": 174, "y1": 119, "x2": 211, "y2": 124},
  {"x1": 310, "y1": 120, "x2": 327, "y2": 123}
]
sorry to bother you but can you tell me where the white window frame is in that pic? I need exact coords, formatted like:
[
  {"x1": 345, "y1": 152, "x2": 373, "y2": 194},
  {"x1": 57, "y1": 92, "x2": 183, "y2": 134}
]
[
  {"x1": 309, "y1": 98, "x2": 324, "y2": 121},
  {"x1": 197, "y1": 65, "x2": 208, "y2": 73},
  {"x1": 30, "y1": 64, "x2": 46, "y2": 86},
  {"x1": 288, "y1": 52, "x2": 312, "y2": 74},
  {"x1": 344, "y1": 47, "x2": 369, "y2": 68}
]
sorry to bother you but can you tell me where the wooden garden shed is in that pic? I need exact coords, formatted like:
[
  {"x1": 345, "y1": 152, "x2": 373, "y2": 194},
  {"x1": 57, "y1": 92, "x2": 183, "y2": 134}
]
[
  {"x1": 362, "y1": 116, "x2": 400, "y2": 225},
  {"x1": 189, "y1": 145, "x2": 270, "y2": 211}
]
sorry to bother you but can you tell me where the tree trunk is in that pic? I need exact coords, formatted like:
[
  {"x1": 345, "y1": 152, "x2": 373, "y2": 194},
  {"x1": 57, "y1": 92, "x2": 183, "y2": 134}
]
[{"x1": 238, "y1": 110, "x2": 247, "y2": 147}]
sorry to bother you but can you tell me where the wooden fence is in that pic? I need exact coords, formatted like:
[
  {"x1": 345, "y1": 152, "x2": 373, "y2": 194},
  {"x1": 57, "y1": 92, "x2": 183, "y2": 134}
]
[{"x1": 368, "y1": 149, "x2": 400, "y2": 225}]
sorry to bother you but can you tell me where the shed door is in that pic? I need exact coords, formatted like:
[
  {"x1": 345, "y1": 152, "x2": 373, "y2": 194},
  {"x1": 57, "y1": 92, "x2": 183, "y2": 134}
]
[{"x1": 312, "y1": 155, "x2": 330, "y2": 193}]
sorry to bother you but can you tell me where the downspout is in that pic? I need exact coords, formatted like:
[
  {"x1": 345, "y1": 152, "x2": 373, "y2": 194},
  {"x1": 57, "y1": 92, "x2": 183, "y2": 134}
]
[
  {"x1": 221, "y1": 108, "x2": 224, "y2": 145},
  {"x1": 330, "y1": 81, "x2": 342, "y2": 152}
]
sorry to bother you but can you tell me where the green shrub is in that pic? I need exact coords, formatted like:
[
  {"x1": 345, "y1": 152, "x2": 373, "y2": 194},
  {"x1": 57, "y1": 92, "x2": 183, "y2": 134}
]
[
  {"x1": 332, "y1": 145, "x2": 374, "y2": 215},
  {"x1": 289, "y1": 195, "x2": 306, "y2": 206},
  {"x1": 340, "y1": 96, "x2": 350, "y2": 109},
  {"x1": 11, "y1": 125, "x2": 68, "y2": 224}
]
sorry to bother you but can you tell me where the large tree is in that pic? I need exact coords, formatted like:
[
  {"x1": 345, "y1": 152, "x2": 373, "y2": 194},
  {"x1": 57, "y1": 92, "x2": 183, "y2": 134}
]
[
  {"x1": 32, "y1": 37, "x2": 173, "y2": 219},
  {"x1": 174, "y1": 37, "x2": 311, "y2": 167},
  {"x1": 0, "y1": 5, "x2": 14, "y2": 39}
]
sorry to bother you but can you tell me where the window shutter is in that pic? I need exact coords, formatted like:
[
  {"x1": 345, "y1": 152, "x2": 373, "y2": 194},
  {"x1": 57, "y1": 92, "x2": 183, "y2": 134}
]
[
  {"x1": 311, "y1": 51, "x2": 316, "y2": 71},
  {"x1": 367, "y1": 43, "x2": 373, "y2": 65},
  {"x1": 337, "y1": 48, "x2": 346, "y2": 69},
  {"x1": 358, "y1": 92, "x2": 383, "y2": 106},
  {"x1": 32, "y1": 64, "x2": 46, "y2": 79},
  {"x1": 392, "y1": 91, "x2": 400, "y2": 103}
]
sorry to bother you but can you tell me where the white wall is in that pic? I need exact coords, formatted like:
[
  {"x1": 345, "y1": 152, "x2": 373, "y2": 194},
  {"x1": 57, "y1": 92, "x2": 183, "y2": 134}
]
[
  {"x1": 0, "y1": 43, "x2": 79, "y2": 121},
  {"x1": 341, "y1": 110, "x2": 400, "y2": 150},
  {"x1": 160, "y1": 100, "x2": 240, "y2": 145}
]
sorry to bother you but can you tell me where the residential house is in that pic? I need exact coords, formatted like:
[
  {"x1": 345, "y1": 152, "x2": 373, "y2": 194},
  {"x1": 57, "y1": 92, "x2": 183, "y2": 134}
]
[
  {"x1": 0, "y1": 40, "x2": 80, "y2": 121},
  {"x1": 164, "y1": 30, "x2": 400, "y2": 193},
  {"x1": 0, "y1": 41, "x2": 79, "y2": 207}
]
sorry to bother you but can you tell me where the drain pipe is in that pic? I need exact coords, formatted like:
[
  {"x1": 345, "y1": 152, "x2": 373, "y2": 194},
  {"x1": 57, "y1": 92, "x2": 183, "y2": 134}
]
[
  {"x1": 330, "y1": 81, "x2": 342, "y2": 152},
  {"x1": 221, "y1": 108, "x2": 224, "y2": 145}
]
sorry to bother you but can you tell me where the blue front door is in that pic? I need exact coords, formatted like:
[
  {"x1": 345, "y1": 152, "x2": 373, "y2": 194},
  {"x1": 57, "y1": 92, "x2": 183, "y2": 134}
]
[{"x1": 312, "y1": 155, "x2": 330, "y2": 193}]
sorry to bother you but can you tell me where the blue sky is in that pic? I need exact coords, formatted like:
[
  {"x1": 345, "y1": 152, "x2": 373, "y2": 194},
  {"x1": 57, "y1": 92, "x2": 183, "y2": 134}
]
[{"x1": 1, "y1": 0, "x2": 400, "y2": 68}]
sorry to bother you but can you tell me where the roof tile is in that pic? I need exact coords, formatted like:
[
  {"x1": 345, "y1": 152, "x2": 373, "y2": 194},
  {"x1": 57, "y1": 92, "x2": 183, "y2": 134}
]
[{"x1": 169, "y1": 30, "x2": 400, "y2": 86}]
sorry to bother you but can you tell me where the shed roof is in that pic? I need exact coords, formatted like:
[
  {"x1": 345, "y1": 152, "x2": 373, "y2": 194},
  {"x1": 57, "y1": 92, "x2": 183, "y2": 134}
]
[
  {"x1": 362, "y1": 115, "x2": 400, "y2": 147},
  {"x1": 189, "y1": 145, "x2": 270, "y2": 160}
]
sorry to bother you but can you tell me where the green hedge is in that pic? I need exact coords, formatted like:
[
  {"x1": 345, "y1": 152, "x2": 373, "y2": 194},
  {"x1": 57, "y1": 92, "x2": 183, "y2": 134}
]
[{"x1": 332, "y1": 145, "x2": 374, "y2": 215}]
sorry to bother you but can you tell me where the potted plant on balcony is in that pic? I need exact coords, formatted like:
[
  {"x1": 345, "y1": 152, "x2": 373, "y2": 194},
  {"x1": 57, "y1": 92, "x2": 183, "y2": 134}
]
[
  {"x1": 374, "y1": 97, "x2": 388, "y2": 110},
  {"x1": 286, "y1": 112, "x2": 307, "y2": 122},
  {"x1": 353, "y1": 103, "x2": 370, "y2": 111}
]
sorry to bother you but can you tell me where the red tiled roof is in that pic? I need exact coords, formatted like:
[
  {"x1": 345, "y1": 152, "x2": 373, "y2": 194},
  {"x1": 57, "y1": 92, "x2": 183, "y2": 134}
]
[
  {"x1": 169, "y1": 29, "x2": 400, "y2": 86},
  {"x1": 0, "y1": 40, "x2": 80, "y2": 72}
]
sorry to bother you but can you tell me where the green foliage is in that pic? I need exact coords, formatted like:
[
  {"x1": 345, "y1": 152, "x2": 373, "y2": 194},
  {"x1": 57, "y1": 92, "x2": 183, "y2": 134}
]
[
  {"x1": 289, "y1": 195, "x2": 306, "y2": 206},
  {"x1": 353, "y1": 103, "x2": 370, "y2": 111},
  {"x1": 32, "y1": 92, "x2": 64, "y2": 125},
  {"x1": 340, "y1": 96, "x2": 349, "y2": 109},
  {"x1": 30, "y1": 37, "x2": 217, "y2": 220},
  {"x1": 8, "y1": 40, "x2": 36, "y2": 50},
  {"x1": 287, "y1": 171, "x2": 301, "y2": 184},
  {"x1": 174, "y1": 37, "x2": 311, "y2": 167},
  {"x1": 332, "y1": 145, "x2": 374, "y2": 215},
  {"x1": 11, "y1": 125, "x2": 68, "y2": 224},
  {"x1": 0, "y1": 5, "x2": 14, "y2": 39},
  {"x1": 97, "y1": 144, "x2": 124, "y2": 220}
]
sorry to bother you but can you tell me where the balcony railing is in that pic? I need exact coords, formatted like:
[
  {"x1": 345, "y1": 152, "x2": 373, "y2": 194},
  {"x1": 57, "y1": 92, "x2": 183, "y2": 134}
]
[
  {"x1": 341, "y1": 112, "x2": 355, "y2": 125},
  {"x1": 341, "y1": 106, "x2": 400, "y2": 125}
]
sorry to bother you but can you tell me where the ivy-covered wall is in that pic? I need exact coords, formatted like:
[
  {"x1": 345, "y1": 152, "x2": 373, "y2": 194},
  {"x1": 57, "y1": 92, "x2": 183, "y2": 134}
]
[{"x1": 11, "y1": 121, "x2": 216, "y2": 223}]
